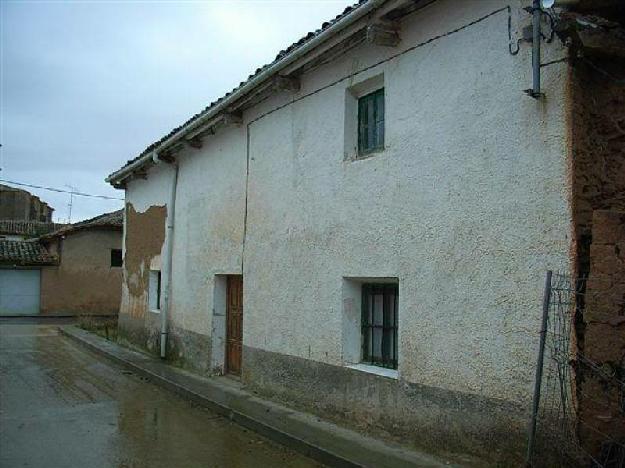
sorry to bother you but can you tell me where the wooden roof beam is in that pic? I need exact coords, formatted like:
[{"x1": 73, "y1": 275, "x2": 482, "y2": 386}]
[
  {"x1": 222, "y1": 111, "x2": 243, "y2": 126},
  {"x1": 366, "y1": 21, "x2": 401, "y2": 47},
  {"x1": 186, "y1": 136, "x2": 203, "y2": 150},
  {"x1": 272, "y1": 75, "x2": 301, "y2": 92}
]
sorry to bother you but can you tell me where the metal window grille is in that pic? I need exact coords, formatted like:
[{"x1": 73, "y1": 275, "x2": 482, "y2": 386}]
[
  {"x1": 358, "y1": 88, "x2": 385, "y2": 155},
  {"x1": 156, "y1": 272, "x2": 162, "y2": 309},
  {"x1": 361, "y1": 283, "x2": 398, "y2": 369}
]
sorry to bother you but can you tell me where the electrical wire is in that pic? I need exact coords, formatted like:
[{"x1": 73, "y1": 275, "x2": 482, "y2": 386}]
[
  {"x1": 508, "y1": 5, "x2": 522, "y2": 55},
  {"x1": 249, "y1": 5, "x2": 512, "y2": 126},
  {"x1": 0, "y1": 179, "x2": 124, "y2": 201}
]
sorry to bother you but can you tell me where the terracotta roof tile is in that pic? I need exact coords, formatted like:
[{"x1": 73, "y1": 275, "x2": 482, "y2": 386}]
[
  {"x1": 0, "y1": 240, "x2": 56, "y2": 266},
  {"x1": 0, "y1": 220, "x2": 67, "y2": 237},
  {"x1": 40, "y1": 209, "x2": 123, "y2": 240}
]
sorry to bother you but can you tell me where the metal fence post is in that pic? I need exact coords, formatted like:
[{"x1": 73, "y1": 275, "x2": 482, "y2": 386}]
[{"x1": 526, "y1": 270, "x2": 553, "y2": 467}]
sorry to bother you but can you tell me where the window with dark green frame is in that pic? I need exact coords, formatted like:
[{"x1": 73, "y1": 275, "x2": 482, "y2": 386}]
[
  {"x1": 361, "y1": 283, "x2": 398, "y2": 369},
  {"x1": 358, "y1": 88, "x2": 385, "y2": 156}
]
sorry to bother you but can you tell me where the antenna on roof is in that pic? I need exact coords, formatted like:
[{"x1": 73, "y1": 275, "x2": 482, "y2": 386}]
[{"x1": 65, "y1": 184, "x2": 78, "y2": 224}]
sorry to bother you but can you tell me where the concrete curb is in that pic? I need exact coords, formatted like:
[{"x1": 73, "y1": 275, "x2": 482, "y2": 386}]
[{"x1": 59, "y1": 325, "x2": 456, "y2": 468}]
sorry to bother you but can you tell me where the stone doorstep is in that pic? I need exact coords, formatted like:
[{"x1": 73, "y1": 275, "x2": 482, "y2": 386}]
[{"x1": 59, "y1": 326, "x2": 457, "y2": 468}]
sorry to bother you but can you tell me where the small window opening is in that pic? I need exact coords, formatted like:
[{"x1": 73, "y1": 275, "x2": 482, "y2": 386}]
[
  {"x1": 110, "y1": 249, "x2": 123, "y2": 267},
  {"x1": 149, "y1": 270, "x2": 162, "y2": 311},
  {"x1": 358, "y1": 88, "x2": 385, "y2": 156},
  {"x1": 362, "y1": 283, "x2": 397, "y2": 369}
]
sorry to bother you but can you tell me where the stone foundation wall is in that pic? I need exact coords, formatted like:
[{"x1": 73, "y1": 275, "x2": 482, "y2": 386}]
[
  {"x1": 166, "y1": 326, "x2": 212, "y2": 376},
  {"x1": 242, "y1": 346, "x2": 529, "y2": 465},
  {"x1": 118, "y1": 310, "x2": 161, "y2": 356}
]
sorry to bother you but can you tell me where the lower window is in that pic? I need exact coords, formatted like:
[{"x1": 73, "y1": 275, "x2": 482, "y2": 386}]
[
  {"x1": 361, "y1": 283, "x2": 398, "y2": 369},
  {"x1": 148, "y1": 270, "x2": 162, "y2": 311}
]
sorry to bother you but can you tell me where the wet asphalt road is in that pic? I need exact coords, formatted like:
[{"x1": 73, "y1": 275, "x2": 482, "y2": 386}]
[{"x1": 0, "y1": 321, "x2": 322, "y2": 468}]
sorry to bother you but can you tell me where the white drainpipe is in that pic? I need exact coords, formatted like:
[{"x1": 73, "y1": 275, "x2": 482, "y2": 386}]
[{"x1": 155, "y1": 152, "x2": 178, "y2": 359}]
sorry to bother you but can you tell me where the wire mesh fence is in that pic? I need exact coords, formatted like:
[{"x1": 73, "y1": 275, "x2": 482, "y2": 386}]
[{"x1": 527, "y1": 271, "x2": 625, "y2": 467}]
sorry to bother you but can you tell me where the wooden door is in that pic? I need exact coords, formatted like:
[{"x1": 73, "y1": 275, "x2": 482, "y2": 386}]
[{"x1": 226, "y1": 275, "x2": 243, "y2": 375}]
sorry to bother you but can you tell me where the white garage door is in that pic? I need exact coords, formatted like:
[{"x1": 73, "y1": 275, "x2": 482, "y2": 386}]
[{"x1": 0, "y1": 269, "x2": 41, "y2": 315}]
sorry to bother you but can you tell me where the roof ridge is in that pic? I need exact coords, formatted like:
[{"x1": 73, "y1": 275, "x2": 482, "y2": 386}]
[
  {"x1": 109, "y1": 0, "x2": 371, "y2": 182},
  {"x1": 40, "y1": 209, "x2": 124, "y2": 239}
]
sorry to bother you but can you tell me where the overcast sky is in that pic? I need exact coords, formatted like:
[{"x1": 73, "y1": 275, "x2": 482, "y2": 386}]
[{"x1": 1, "y1": 0, "x2": 352, "y2": 223}]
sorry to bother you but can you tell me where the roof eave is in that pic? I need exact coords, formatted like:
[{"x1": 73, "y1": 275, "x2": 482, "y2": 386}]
[{"x1": 106, "y1": 0, "x2": 388, "y2": 186}]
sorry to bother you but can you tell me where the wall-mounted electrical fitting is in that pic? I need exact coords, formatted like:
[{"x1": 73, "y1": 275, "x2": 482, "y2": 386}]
[
  {"x1": 524, "y1": 0, "x2": 547, "y2": 99},
  {"x1": 513, "y1": 0, "x2": 561, "y2": 98}
]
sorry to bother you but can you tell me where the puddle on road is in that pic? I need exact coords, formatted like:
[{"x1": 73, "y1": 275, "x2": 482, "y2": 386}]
[{"x1": 0, "y1": 324, "x2": 323, "y2": 468}]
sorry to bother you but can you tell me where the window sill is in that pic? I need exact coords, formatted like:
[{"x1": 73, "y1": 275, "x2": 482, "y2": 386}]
[
  {"x1": 357, "y1": 147, "x2": 384, "y2": 158},
  {"x1": 348, "y1": 363, "x2": 398, "y2": 380},
  {"x1": 347, "y1": 147, "x2": 386, "y2": 162}
]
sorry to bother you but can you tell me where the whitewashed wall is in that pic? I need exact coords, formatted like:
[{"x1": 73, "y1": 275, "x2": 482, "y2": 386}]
[
  {"x1": 243, "y1": 0, "x2": 571, "y2": 404},
  {"x1": 124, "y1": 0, "x2": 572, "y2": 405},
  {"x1": 168, "y1": 125, "x2": 247, "y2": 333}
]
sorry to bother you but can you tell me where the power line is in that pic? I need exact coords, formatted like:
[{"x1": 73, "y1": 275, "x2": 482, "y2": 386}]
[{"x1": 0, "y1": 179, "x2": 124, "y2": 201}]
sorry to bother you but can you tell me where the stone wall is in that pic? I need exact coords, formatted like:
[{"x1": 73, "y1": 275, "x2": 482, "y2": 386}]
[
  {"x1": 243, "y1": 346, "x2": 527, "y2": 465},
  {"x1": 570, "y1": 53, "x2": 625, "y2": 455},
  {"x1": 0, "y1": 184, "x2": 54, "y2": 222},
  {"x1": 571, "y1": 57, "x2": 625, "y2": 276},
  {"x1": 579, "y1": 210, "x2": 625, "y2": 454}
]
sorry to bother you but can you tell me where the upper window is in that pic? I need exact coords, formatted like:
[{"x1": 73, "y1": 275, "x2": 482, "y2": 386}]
[
  {"x1": 361, "y1": 283, "x2": 397, "y2": 369},
  {"x1": 110, "y1": 249, "x2": 123, "y2": 267},
  {"x1": 358, "y1": 88, "x2": 385, "y2": 156}
]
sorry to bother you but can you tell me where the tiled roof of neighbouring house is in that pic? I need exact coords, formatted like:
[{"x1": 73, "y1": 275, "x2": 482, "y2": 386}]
[
  {"x1": 0, "y1": 240, "x2": 57, "y2": 266},
  {"x1": 0, "y1": 220, "x2": 67, "y2": 237},
  {"x1": 40, "y1": 209, "x2": 123, "y2": 240},
  {"x1": 110, "y1": 0, "x2": 369, "y2": 178},
  {"x1": 72, "y1": 209, "x2": 124, "y2": 229}
]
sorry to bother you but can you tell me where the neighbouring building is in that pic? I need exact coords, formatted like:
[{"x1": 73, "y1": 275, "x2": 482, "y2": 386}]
[
  {"x1": 0, "y1": 184, "x2": 64, "y2": 240},
  {"x1": 106, "y1": 0, "x2": 624, "y2": 465},
  {"x1": 0, "y1": 210, "x2": 124, "y2": 316},
  {"x1": 0, "y1": 240, "x2": 57, "y2": 315},
  {"x1": 38, "y1": 210, "x2": 124, "y2": 315},
  {"x1": 0, "y1": 183, "x2": 54, "y2": 222}
]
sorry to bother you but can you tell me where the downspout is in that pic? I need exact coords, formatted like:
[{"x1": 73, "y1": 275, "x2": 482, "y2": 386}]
[{"x1": 154, "y1": 151, "x2": 178, "y2": 359}]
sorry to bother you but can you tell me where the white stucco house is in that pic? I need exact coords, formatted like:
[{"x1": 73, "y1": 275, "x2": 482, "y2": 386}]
[{"x1": 106, "y1": 0, "x2": 625, "y2": 464}]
